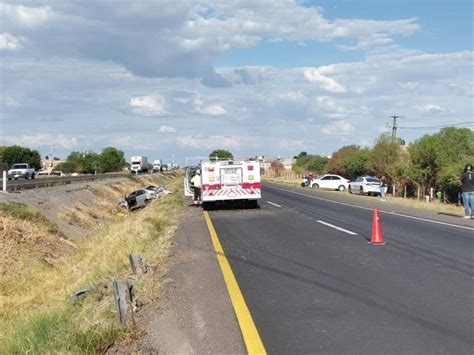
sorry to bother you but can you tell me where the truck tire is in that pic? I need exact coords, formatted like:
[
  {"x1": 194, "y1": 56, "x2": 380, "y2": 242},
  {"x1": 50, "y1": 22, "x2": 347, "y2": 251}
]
[{"x1": 31, "y1": 173, "x2": 35, "y2": 179}]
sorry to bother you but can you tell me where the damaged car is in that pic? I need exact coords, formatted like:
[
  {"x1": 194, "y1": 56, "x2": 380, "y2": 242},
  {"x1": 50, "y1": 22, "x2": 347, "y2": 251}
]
[
  {"x1": 144, "y1": 185, "x2": 165, "y2": 200},
  {"x1": 119, "y1": 189, "x2": 150, "y2": 211}
]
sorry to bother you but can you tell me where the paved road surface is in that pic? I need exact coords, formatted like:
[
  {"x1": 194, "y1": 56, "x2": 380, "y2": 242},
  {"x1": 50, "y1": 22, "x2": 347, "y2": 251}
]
[{"x1": 209, "y1": 184, "x2": 474, "y2": 354}]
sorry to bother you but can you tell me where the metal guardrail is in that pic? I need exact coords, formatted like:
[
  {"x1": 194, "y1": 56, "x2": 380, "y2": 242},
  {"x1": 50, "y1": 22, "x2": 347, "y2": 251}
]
[{"x1": 1, "y1": 172, "x2": 131, "y2": 192}]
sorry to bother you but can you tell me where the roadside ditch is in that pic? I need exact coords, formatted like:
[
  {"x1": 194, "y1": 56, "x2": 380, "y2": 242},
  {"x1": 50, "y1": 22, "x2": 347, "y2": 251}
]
[{"x1": 0, "y1": 172, "x2": 184, "y2": 353}]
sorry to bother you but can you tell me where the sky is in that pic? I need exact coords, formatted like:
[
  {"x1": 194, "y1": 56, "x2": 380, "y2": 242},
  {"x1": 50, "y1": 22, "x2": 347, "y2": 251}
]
[{"x1": 0, "y1": 0, "x2": 473, "y2": 165}]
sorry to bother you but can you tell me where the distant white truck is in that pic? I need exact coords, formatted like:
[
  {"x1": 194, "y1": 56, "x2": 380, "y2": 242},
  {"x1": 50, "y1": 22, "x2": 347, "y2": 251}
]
[
  {"x1": 152, "y1": 159, "x2": 162, "y2": 172},
  {"x1": 130, "y1": 156, "x2": 149, "y2": 173},
  {"x1": 8, "y1": 163, "x2": 36, "y2": 180}
]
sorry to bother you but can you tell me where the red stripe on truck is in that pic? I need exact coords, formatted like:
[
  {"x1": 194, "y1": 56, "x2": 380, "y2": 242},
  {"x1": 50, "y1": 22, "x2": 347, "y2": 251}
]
[{"x1": 242, "y1": 182, "x2": 261, "y2": 189}]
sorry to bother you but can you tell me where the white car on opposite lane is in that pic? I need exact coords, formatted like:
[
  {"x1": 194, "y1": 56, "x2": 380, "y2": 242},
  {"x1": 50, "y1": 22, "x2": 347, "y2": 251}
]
[
  {"x1": 349, "y1": 176, "x2": 382, "y2": 195},
  {"x1": 309, "y1": 174, "x2": 350, "y2": 191}
]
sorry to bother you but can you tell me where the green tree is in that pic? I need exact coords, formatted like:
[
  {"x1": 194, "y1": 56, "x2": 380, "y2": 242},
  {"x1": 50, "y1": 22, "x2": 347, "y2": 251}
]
[
  {"x1": 56, "y1": 151, "x2": 99, "y2": 174},
  {"x1": 293, "y1": 151, "x2": 308, "y2": 159},
  {"x1": 98, "y1": 147, "x2": 127, "y2": 173},
  {"x1": 209, "y1": 149, "x2": 233, "y2": 160},
  {"x1": 293, "y1": 151, "x2": 329, "y2": 175},
  {"x1": 327, "y1": 145, "x2": 369, "y2": 180},
  {"x1": 408, "y1": 127, "x2": 474, "y2": 198},
  {"x1": 366, "y1": 135, "x2": 408, "y2": 182},
  {"x1": 0, "y1": 145, "x2": 42, "y2": 169}
]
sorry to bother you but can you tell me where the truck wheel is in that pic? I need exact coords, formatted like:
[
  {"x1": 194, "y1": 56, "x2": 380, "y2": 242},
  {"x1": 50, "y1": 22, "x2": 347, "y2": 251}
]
[{"x1": 31, "y1": 173, "x2": 35, "y2": 179}]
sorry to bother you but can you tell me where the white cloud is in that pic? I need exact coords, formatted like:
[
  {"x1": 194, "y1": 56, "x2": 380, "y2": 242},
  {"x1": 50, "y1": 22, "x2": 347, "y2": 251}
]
[
  {"x1": 415, "y1": 104, "x2": 447, "y2": 113},
  {"x1": 304, "y1": 68, "x2": 346, "y2": 93},
  {"x1": 159, "y1": 125, "x2": 176, "y2": 133},
  {"x1": 177, "y1": 135, "x2": 248, "y2": 149},
  {"x1": 130, "y1": 96, "x2": 166, "y2": 116},
  {"x1": 321, "y1": 120, "x2": 354, "y2": 136},
  {"x1": 194, "y1": 97, "x2": 226, "y2": 115},
  {"x1": 0, "y1": 133, "x2": 78, "y2": 149},
  {"x1": 316, "y1": 96, "x2": 346, "y2": 114},
  {"x1": 0, "y1": 3, "x2": 53, "y2": 27},
  {"x1": 0, "y1": 32, "x2": 23, "y2": 50},
  {"x1": 0, "y1": 1, "x2": 422, "y2": 86}
]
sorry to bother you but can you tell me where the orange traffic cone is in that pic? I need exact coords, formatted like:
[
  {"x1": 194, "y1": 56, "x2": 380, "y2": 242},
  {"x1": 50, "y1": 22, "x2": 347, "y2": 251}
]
[{"x1": 369, "y1": 208, "x2": 385, "y2": 245}]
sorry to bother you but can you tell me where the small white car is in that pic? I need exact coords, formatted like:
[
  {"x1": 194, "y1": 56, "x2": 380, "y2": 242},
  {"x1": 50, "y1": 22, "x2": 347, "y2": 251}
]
[
  {"x1": 309, "y1": 174, "x2": 349, "y2": 191},
  {"x1": 349, "y1": 176, "x2": 382, "y2": 195}
]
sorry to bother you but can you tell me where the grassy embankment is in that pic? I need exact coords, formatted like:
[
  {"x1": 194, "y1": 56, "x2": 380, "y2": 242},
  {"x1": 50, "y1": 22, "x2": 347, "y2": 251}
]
[
  {"x1": 0, "y1": 172, "x2": 183, "y2": 353},
  {"x1": 263, "y1": 177, "x2": 465, "y2": 216}
]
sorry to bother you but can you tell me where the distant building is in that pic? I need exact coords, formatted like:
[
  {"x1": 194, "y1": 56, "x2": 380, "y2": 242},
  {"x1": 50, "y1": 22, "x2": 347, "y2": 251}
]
[
  {"x1": 277, "y1": 157, "x2": 296, "y2": 170},
  {"x1": 255, "y1": 156, "x2": 271, "y2": 171}
]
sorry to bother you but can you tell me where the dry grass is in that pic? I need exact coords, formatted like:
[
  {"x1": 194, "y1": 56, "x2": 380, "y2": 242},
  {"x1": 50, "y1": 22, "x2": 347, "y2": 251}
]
[{"x1": 0, "y1": 172, "x2": 184, "y2": 353}]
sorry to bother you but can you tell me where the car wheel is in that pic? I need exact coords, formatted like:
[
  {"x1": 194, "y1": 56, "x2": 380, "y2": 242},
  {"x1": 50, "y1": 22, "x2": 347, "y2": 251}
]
[
  {"x1": 359, "y1": 186, "x2": 364, "y2": 195},
  {"x1": 338, "y1": 185, "x2": 345, "y2": 192},
  {"x1": 312, "y1": 183, "x2": 319, "y2": 189},
  {"x1": 348, "y1": 186, "x2": 352, "y2": 194}
]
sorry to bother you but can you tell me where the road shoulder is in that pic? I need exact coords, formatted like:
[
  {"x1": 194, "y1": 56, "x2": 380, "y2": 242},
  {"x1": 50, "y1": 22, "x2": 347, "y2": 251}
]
[{"x1": 127, "y1": 199, "x2": 246, "y2": 354}]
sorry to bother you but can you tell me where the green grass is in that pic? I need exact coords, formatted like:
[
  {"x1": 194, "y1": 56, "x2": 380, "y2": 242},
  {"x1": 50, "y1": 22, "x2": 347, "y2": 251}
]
[{"x1": 7, "y1": 307, "x2": 119, "y2": 354}]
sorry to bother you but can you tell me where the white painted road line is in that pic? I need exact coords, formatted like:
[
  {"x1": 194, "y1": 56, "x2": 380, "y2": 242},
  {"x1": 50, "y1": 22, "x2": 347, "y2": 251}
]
[
  {"x1": 317, "y1": 220, "x2": 358, "y2": 235},
  {"x1": 267, "y1": 201, "x2": 282, "y2": 208},
  {"x1": 270, "y1": 185, "x2": 474, "y2": 232}
]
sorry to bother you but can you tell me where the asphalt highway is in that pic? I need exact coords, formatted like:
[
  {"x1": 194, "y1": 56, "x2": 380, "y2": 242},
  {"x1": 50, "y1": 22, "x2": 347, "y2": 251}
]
[{"x1": 209, "y1": 184, "x2": 474, "y2": 354}]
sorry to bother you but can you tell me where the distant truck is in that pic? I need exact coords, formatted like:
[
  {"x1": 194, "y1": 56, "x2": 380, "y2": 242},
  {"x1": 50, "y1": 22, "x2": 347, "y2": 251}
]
[
  {"x1": 8, "y1": 163, "x2": 36, "y2": 180},
  {"x1": 130, "y1": 156, "x2": 149, "y2": 173},
  {"x1": 152, "y1": 159, "x2": 162, "y2": 172}
]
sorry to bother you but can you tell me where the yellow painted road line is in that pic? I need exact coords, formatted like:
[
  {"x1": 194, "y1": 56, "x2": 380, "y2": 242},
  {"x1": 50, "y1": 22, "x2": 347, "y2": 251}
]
[{"x1": 203, "y1": 211, "x2": 267, "y2": 355}]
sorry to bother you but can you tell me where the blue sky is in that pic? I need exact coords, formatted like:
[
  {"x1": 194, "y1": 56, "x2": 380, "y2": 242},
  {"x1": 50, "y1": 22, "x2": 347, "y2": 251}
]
[{"x1": 0, "y1": 0, "x2": 472, "y2": 165}]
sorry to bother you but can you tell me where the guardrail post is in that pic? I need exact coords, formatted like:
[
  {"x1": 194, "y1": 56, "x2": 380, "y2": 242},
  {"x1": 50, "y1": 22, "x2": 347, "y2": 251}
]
[{"x1": 2, "y1": 171, "x2": 6, "y2": 192}]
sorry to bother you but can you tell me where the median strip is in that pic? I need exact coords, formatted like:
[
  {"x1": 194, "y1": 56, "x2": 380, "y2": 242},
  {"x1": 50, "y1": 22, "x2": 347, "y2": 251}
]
[
  {"x1": 203, "y1": 211, "x2": 267, "y2": 355},
  {"x1": 317, "y1": 220, "x2": 358, "y2": 235}
]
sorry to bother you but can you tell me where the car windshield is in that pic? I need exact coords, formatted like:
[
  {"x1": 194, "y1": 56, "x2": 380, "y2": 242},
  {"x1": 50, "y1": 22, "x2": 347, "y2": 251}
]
[
  {"x1": 12, "y1": 164, "x2": 28, "y2": 169},
  {"x1": 366, "y1": 177, "x2": 381, "y2": 183}
]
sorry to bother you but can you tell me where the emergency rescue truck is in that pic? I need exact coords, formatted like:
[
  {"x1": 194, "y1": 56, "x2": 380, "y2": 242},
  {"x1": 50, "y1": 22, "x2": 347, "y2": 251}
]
[{"x1": 184, "y1": 159, "x2": 261, "y2": 208}]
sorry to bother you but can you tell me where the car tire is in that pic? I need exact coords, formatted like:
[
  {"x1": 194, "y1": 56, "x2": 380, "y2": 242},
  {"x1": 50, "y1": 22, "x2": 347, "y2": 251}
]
[
  {"x1": 312, "y1": 183, "x2": 319, "y2": 189},
  {"x1": 338, "y1": 185, "x2": 345, "y2": 192}
]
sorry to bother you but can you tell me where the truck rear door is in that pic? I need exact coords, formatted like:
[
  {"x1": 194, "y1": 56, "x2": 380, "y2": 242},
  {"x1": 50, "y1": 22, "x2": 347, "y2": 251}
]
[{"x1": 220, "y1": 166, "x2": 243, "y2": 189}]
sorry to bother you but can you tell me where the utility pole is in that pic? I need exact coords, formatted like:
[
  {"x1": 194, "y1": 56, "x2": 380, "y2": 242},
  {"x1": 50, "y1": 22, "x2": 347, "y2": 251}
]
[{"x1": 390, "y1": 115, "x2": 401, "y2": 141}]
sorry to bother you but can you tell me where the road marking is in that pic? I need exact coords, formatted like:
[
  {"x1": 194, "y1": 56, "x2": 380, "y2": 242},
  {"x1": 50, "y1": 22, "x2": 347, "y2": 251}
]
[
  {"x1": 317, "y1": 220, "x2": 358, "y2": 235},
  {"x1": 203, "y1": 211, "x2": 267, "y2": 355},
  {"x1": 269, "y1": 185, "x2": 474, "y2": 232},
  {"x1": 266, "y1": 201, "x2": 281, "y2": 208}
]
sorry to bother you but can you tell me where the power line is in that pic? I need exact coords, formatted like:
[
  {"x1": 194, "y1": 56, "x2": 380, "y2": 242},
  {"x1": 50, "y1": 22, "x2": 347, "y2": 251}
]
[{"x1": 398, "y1": 121, "x2": 474, "y2": 130}]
